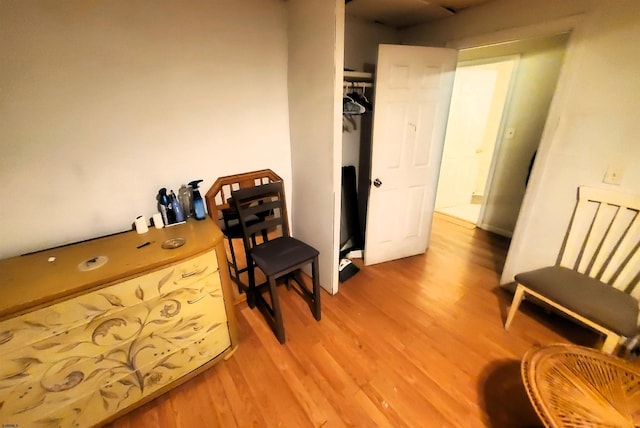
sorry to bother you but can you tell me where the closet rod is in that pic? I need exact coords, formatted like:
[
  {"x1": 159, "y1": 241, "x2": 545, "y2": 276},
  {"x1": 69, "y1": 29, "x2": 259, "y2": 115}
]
[{"x1": 343, "y1": 81, "x2": 372, "y2": 88}]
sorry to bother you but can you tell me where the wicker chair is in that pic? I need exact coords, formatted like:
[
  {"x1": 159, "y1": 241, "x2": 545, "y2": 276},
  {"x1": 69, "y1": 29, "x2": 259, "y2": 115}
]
[
  {"x1": 204, "y1": 169, "x2": 283, "y2": 296},
  {"x1": 521, "y1": 344, "x2": 640, "y2": 427}
]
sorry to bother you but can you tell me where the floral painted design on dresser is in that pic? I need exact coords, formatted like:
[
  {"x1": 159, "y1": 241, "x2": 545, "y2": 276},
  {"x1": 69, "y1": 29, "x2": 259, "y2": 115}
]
[{"x1": 0, "y1": 251, "x2": 231, "y2": 427}]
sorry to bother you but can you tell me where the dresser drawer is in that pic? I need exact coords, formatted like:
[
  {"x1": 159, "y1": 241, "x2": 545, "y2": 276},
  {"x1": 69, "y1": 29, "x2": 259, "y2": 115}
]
[
  {"x1": 0, "y1": 251, "x2": 219, "y2": 357},
  {"x1": 0, "y1": 249, "x2": 232, "y2": 427}
]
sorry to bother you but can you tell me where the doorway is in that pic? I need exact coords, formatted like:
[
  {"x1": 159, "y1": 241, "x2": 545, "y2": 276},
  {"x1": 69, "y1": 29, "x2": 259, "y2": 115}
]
[
  {"x1": 434, "y1": 33, "x2": 569, "y2": 238},
  {"x1": 435, "y1": 56, "x2": 517, "y2": 225},
  {"x1": 342, "y1": 31, "x2": 569, "y2": 268}
]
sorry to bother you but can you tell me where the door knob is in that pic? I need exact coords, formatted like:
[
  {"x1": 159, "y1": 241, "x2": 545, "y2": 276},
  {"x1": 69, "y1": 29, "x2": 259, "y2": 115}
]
[{"x1": 373, "y1": 178, "x2": 382, "y2": 188}]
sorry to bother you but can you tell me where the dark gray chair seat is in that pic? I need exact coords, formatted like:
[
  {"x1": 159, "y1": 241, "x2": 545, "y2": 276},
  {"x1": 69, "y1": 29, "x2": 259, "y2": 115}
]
[
  {"x1": 515, "y1": 266, "x2": 639, "y2": 337},
  {"x1": 251, "y1": 236, "x2": 319, "y2": 277}
]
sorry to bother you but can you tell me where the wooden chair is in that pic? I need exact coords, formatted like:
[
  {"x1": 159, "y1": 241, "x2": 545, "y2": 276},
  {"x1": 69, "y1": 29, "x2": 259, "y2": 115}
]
[
  {"x1": 505, "y1": 186, "x2": 640, "y2": 354},
  {"x1": 204, "y1": 170, "x2": 282, "y2": 296},
  {"x1": 231, "y1": 181, "x2": 321, "y2": 344}
]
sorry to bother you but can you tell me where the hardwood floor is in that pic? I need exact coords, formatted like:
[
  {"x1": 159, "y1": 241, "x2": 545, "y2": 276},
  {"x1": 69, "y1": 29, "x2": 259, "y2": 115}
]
[{"x1": 106, "y1": 213, "x2": 602, "y2": 428}]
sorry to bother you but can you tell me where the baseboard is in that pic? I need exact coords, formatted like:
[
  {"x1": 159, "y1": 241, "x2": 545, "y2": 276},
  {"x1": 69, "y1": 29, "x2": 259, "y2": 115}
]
[{"x1": 478, "y1": 223, "x2": 513, "y2": 238}]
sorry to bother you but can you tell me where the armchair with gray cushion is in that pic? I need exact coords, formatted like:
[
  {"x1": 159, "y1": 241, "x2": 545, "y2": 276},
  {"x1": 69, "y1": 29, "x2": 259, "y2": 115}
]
[{"x1": 505, "y1": 186, "x2": 640, "y2": 354}]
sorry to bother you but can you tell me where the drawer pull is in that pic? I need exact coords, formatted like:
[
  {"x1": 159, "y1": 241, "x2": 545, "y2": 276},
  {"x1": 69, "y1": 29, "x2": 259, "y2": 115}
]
[{"x1": 181, "y1": 267, "x2": 207, "y2": 278}]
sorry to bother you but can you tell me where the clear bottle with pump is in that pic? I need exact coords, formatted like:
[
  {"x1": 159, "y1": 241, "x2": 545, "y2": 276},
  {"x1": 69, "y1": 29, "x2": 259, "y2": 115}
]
[
  {"x1": 178, "y1": 184, "x2": 193, "y2": 218},
  {"x1": 189, "y1": 180, "x2": 207, "y2": 220}
]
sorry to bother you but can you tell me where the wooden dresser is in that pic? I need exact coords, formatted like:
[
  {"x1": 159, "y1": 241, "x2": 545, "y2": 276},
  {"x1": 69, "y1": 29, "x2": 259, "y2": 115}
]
[{"x1": 0, "y1": 218, "x2": 238, "y2": 427}]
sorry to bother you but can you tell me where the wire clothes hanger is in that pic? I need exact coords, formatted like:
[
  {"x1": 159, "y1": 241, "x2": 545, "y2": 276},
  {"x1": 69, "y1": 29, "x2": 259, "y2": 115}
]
[
  {"x1": 343, "y1": 95, "x2": 366, "y2": 115},
  {"x1": 343, "y1": 82, "x2": 369, "y2": 115},
  {"x1": 348, "y1": 83, "x2": 372, "y2": 111}
]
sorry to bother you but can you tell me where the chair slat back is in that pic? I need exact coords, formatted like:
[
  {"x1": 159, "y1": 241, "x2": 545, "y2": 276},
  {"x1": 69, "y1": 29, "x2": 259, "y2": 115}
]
[
  {"x1": 204, "y1": 169, "x2": 283, "y2": 223},
  {"x1": 231, "y1": 181, "x2": 289, "y2": 252},
  {"x1": 558, "y1": 187, "x2": 640, "y2": 297},
  {"x1": 241, "y1": 198, "x2": 283, "y2": 238}
]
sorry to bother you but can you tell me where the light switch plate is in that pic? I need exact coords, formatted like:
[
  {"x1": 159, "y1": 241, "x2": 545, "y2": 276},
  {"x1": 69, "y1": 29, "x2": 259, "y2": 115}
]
[{"x1": 603, "y1": 164, "x2": 623, "y2": 185}]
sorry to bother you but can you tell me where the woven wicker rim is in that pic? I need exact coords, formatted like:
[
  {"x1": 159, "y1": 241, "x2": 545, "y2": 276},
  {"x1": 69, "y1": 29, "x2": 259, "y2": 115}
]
[{"x1": 521, "y1": 344, "x2": 640, "y2": 428}]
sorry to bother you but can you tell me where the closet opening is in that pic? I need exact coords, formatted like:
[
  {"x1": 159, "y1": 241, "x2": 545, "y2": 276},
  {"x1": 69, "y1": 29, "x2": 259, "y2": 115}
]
[{"x1": 339, "y1": 70, "x2": 374, "y2": 281}]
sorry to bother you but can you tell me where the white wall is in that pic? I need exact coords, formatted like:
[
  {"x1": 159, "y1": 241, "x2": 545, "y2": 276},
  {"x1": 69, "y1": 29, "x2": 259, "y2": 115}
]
[
  {"x1": 287, "y1": 0, "x2": 344, "y2": 293},
  {"x1": 506, "y1": 1, "x2": 640, "y2": 284},
  {"x1": 342, "y1": 17, "x2": 399, "y2": 174},
  {"x1": 344, "y1": 16, "x2": 399, "y2": 72},
  {"x1": 0, "y1": 0, "x2": 292, "y2": 259},
  {"x1": 401, "y1": 0, "x2": 640, "y2": 285}
]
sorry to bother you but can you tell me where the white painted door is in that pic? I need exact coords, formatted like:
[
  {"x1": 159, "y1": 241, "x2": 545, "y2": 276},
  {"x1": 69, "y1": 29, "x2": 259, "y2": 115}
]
[
  {"x1": 435, "y1": 68, "x2": 497, "y2": 210},
  {"x1": 364, "y1": 45, "x2": 457, "y2": 266}
]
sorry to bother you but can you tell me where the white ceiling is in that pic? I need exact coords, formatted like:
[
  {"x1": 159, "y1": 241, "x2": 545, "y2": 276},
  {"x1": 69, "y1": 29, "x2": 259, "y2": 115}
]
[{"x1": 345, "y1": 0, "x2": 496, "y2": 29}]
